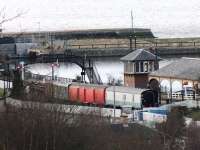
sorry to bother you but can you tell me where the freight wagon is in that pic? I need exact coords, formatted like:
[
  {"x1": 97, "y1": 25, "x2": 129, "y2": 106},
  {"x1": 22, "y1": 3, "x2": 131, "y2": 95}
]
[
  {"x1": 53, "y1": 82, "x2": 69, "y2": 101},
  {"x1": 68, "y1": 83, "x2": 158, "y2": 108},
  {"x1": 25, "y1": 81, "x2": 158, "y2": 109},
  {"x1": 68, "y1": 83, "x2": 108, "y2": 105},
  {"x1": 105, "y1": 86, "x2": 157, "y2": 109}
]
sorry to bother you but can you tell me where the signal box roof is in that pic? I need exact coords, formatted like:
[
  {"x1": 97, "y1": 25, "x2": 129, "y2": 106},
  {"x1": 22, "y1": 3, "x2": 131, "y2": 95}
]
[{"x1": 120, "y1": 49, "x2": 161, "y2": 62}]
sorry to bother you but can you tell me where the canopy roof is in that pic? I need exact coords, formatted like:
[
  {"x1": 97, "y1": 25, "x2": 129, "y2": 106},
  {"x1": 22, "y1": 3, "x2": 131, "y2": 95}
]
[{"x1": 150, "y1": 57, "x2": 200, "y2": 81}]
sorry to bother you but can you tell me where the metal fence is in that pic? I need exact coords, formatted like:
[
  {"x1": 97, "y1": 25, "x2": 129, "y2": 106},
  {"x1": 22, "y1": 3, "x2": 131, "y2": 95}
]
[
  {"x1": 24, "y1": 72, "x2": 73, "y2": 84},
  {"x1": 67, "y1": 41, "x2": 200, "y2": 50}
]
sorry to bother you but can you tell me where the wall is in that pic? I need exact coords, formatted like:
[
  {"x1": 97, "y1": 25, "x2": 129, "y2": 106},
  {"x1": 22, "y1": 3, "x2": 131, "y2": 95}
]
[
  {"x1": 124, "y1": 74, "x2": 148, "y2": 88},
  {"x1": 0, "y1": 43, "x2": 16, "y2": 56}
]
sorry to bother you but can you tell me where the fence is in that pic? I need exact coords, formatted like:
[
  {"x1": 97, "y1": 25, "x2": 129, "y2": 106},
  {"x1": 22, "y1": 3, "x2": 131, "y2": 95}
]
[
  {"x1": 24, "y1": 72, "x2": 73, "y2": 84},
  {"x1": 66, "y1": 41, "x2": 200, "y2": 50},
  {"x1": 167, "y1": 92, "x2": 198, "y2": 101}
]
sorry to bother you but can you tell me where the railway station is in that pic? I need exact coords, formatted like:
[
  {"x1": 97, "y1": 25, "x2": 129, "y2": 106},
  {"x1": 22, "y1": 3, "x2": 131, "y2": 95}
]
[{"x1": 149, "y1": 57, "x2": 200, "y2": 102}]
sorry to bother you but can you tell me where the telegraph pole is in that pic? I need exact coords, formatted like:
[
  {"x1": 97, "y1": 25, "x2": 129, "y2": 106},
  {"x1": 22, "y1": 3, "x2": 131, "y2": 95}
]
[
  {"x1": 113, "y1": 80, "x2": 116, "y2": 123},
  {"x1": 37, "y1": 22, "x2": 40, "y2": 46},
  {"x1": 130, "y1": 10, "x2": 136, "y2": 50}
]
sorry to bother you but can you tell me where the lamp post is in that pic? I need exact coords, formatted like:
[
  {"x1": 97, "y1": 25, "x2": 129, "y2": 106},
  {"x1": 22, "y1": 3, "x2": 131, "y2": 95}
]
[
  {"x1": 51, "y1": 60, "x2": 60, "y2": 81},
  {"x1": 3, "y1": 63, "x2": 6, "y2": 98},
  {"x1": 112, "y1": 79, "x2": 116, "y2": 123},
  {"x1": 51, "y1": 63, "x2": 54, "y2": 81}
]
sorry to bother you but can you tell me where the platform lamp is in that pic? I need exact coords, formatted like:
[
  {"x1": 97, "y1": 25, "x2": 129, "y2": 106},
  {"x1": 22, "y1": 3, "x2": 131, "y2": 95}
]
[
  {"x1": 111, "y1": 79, "x2": 116, "y2": 123},
  {"x1": 51, "y1": 59, "x2": 60, "y2": 81}
]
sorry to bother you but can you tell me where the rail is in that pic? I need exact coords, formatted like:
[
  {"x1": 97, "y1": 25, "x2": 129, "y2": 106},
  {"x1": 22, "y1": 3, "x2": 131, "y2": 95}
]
[
  {"x1": 24, "y1": 72, "x2": 73, "y2": 84},
  {"x1": 67, "y1": 41, "x2": 200, "y2": 49}
]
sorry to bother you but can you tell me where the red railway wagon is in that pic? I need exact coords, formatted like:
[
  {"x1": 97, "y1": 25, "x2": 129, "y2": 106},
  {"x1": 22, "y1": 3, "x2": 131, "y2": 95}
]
[
  {"x1": 95, "y1": 88, "x2": 106, "y2": 105},
  {"x1": 79, "y1": 87, "x2": 85, "y2": 102},
  {"x1": 68, "y1": 83, "x2": 108, "y2": 105},
  {"x1": 68, "y1": 84, "x2": 79, "y2": 102}
]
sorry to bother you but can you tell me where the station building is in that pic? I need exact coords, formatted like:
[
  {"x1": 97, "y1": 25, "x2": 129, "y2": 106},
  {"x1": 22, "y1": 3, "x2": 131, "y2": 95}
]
[
  {"x1": 121, "y1": 49, "x2": 200, "y2": 102},
  {"x1": 121, "y1": 48, "x2": 161, "y2": 88},
  {"x1": 149, "y1": 57, "x2": 200, "y2": 93}
]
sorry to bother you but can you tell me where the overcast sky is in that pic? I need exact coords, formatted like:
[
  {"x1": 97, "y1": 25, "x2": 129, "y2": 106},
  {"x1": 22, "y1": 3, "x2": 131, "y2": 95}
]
[{"x1": 1, "y1": 0, "x2": 200, "y2": 37}]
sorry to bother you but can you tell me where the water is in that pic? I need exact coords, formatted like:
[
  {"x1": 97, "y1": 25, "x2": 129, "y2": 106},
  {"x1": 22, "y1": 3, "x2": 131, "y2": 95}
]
[
  {"x1": 27, "y1": 58, "x2": 173, "y2": 83},
  {"x1": 2, "y1": 0, "x2": 200, "y2": 38}
]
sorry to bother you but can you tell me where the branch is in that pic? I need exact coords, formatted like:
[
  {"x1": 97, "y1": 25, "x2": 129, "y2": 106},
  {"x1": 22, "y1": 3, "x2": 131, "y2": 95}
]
[
  {"x1": 0, "y1": 8, "x2": 28, "y2": 26},
  {"x1": 0, "y1": 13, "x2": 22, "y2": 25}
]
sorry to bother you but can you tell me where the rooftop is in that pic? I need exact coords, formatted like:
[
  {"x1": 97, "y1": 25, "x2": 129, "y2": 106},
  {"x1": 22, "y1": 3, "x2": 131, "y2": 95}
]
[
  {"x1": 150, "y1": 57, "x2": 200, "y2": 81},
  {"x1": 3, "y1": 28, "x2": 155, "y2": 39},
  {"x1": 106, "y1": 86, "x2": 148, "y2": 94},
  {"x1": 120, "y1": 48, "x2": 161, "y2": 61}
]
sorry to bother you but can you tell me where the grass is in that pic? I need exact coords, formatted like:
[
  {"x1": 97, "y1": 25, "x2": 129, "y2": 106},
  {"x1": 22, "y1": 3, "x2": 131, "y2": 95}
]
[
  {"x1": 0, "y1": 88, "x2": 4, "y2": 98},
  {"x1": 186, "y1": 108, "x2": 200, "y2": 121}
]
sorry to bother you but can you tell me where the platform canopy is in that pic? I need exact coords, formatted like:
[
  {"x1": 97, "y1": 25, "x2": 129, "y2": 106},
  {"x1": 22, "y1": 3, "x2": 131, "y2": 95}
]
[{"x1": 150, "y1": 57, "x2": 200, "y2": 81}]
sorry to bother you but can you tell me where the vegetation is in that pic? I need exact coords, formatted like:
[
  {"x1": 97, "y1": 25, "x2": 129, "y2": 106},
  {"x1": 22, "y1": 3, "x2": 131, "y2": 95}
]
[
  {"x1": 156, "y1": 107, "x2": 186, "y2": 150},
  {"x1": 2, "y1": 95, "x2": 200, "y2": 150},
  {"x1": 0, "y1": 101, "x2": 163, "y2": 150},
  {"x1": 11, "y1": 70, "x2": 24, "y2": 98},
  {"x1": 186, "y1": 108, "x2": 200, "y2": 121},
  {"x1": 0, "y1": 88, "x2": 4, "y2": 97}
]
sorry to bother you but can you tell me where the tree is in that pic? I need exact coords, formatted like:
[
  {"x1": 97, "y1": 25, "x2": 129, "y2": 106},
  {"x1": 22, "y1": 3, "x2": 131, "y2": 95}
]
[
  {"x1": 185, "y1": 122, "x2": 200, "y2": 150},
  {"x1": 11, "y1": 70, "x2": 24, "y2": 98},
  {"x1": 0, "y1": 96, "x2": 165, "y2": 150},
  {"x1": 0, "y1": 7, "x2": 25, "y2": 32},
  {"x1": 156, "y1": 107, "x2": 186, "y2": 150}
]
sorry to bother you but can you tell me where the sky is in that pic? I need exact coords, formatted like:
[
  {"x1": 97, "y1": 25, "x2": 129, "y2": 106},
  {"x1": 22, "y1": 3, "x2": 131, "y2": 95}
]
[{"x1": 1, "y1": 0, "x2": 200, "y2": 37}]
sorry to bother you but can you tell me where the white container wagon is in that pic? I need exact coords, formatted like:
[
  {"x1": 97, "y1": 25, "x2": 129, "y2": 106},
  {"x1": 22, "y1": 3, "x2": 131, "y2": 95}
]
[{"x1": 105, "y1": 86, "x2": 149, "y2": 109}]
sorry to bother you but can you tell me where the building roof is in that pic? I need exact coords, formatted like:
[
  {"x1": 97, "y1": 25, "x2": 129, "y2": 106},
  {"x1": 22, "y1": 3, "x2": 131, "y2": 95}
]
[
  {"x1": 70, "y1": 82, "x2": 108, "y2": 88},
  {"x1": 150, "y1": 57, "x2": 200, "y2": 81},
  {"x1": 0, "y1": 37, "x2": 15, "y2": 44},
  {"x1": 3, "y1": 28, "x2": 155, "y2": 40},
  {"x1": 120, "y1": 49, "x2": 161, "y2": 61},
  {"x1": 106, "y1": 86, "x2": 147, "y2": 94}
]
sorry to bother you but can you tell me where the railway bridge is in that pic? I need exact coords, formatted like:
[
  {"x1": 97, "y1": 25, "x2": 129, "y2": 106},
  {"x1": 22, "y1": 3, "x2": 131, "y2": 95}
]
[{"x1": 1, "y1": 52, "x2": 102, "y2": 84}]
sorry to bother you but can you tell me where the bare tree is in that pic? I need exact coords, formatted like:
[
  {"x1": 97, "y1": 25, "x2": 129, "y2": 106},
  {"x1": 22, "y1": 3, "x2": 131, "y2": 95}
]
[
  {"x1": 156, "y1": 107, "x2": 186, "y2": 150},
  {"x1": 0, "y1": 96, "x2": 165, "y2": 150},
  {"x1": 0, "y1": 6, "x2": 27, "y2": 35},
  {"x1": 185, "y1": 122, "x2": 200, "y2": 150}
]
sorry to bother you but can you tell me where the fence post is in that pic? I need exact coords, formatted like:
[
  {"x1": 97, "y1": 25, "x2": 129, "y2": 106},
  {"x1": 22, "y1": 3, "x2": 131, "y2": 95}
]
[{"x1": 179, "y1": 41, "x2": 182, "y2": 47}]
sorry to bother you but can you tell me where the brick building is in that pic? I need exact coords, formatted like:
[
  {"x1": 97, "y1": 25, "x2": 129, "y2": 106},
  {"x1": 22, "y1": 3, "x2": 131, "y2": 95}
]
[{"x1": 121, "y1": 49, "x2": 160, "y2": 88}]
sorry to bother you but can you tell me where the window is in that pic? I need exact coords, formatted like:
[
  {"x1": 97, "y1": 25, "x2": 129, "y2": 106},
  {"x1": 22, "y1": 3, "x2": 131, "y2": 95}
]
[
  {"x1": 140, "y1": 62, "x2": 144, "y2": 72},
  {"x1": 128, "y1": 62, "x2": 133, "y2": 72},
  {"x1": 125, "y1": 62, "x2": 133, "y2": 73},
  {"x1": 123, "y1": 94, "x2": 126, "y2": 105},
  {"x1": 135, "y1": 62, "x2": 140, "y2": 72},
  {"x1": 144, "y1": 62, "x2": 148, "y2": 72},
  {"x1": 124, "y1": 63, "x2": 128, "y2": 72},
  {"x1": 149, "y1": 61, "x2": 153, "y2": 71},
  {"x1": 123, "y1": 94, "x2": 126, "y2": 101}
]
